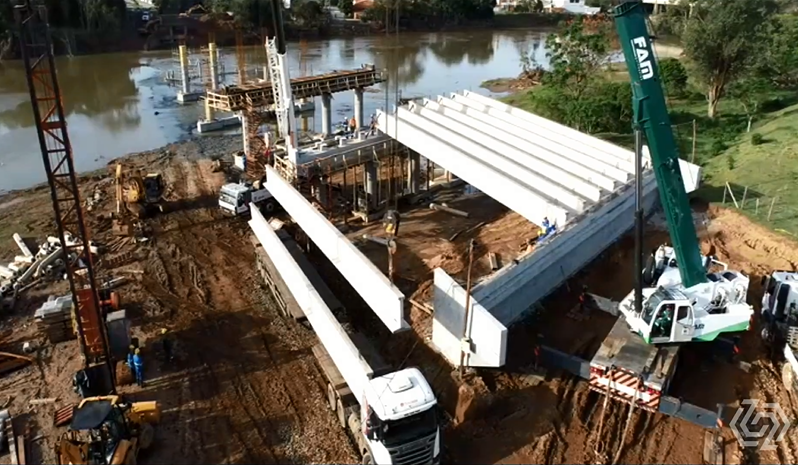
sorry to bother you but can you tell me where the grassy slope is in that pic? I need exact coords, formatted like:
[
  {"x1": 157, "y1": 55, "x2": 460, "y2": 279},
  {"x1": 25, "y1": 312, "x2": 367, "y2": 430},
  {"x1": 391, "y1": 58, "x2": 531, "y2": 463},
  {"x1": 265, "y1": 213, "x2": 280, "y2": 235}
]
[
  {"x1": 503, "y1": 84, "x2": 798, "y2": 235},
  {"x1": 701, "y1": 102, "x2": 798, "y2": 235}
]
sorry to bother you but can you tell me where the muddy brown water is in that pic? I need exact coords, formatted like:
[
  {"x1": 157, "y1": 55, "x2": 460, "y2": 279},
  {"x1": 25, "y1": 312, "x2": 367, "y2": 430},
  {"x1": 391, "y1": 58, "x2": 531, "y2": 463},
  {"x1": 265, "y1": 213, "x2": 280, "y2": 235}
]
[{"x1": 0, "y1": 29, "x2": 555, "y2": 192}]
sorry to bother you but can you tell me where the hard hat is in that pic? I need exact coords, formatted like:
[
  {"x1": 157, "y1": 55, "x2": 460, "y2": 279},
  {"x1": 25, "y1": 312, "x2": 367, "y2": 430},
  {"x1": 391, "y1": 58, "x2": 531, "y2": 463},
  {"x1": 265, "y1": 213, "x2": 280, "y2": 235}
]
[
  {"x1": 134, "y1": 348, "x2": 140, "y2": 355},
  {"x1": 129, "y1": 345, "x2": 135, "y2": 350},
  {"x1": 161, "y1": 328, "x2": 167, "y2": 335}
]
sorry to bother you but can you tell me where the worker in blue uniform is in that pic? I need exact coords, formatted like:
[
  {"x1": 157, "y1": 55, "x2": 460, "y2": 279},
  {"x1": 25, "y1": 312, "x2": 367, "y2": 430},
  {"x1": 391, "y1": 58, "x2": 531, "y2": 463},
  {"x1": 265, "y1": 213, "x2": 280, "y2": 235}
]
[{"x1": 132, "y1": 348, "x2": 144, "y2": 387}]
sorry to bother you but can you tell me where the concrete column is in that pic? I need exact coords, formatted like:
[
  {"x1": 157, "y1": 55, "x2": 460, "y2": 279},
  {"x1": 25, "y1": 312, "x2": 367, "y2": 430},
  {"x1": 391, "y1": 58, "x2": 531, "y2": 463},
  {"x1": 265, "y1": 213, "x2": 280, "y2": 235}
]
[
  {"x1": 178, "y1": 44, "x2": 189, "y2": 94},
  {"x1": 321, "y1": 93, "x2": 332, "y2": 136},
  {"x1": 301, "y1": 115, "x2": 309, "y2": 132},
  {"x1": 241, "y1": 112, "x2": 251, "y2": 158},
  {"x1": 407, "y1": 151, "x2": 420, "y2": 194},
  {"x1": 364, "y1": 161, "x2": 377, "y2": 202},
  {"x1": 204, "y1": 98, "x2": 212, "y2": 122},
  {"x1": 354, "y1": 88, "x2": 364, "y2": 129},
  {"x1": 208, "y1": 42, "x2": 218, "y2": 89}
]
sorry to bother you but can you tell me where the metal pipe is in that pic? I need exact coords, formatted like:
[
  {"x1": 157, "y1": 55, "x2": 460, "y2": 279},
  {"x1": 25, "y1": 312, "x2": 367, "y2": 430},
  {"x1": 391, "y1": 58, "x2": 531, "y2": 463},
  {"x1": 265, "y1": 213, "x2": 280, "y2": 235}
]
[{"x1": 634, "y1": 128, "x2": 644, "y2": 315}]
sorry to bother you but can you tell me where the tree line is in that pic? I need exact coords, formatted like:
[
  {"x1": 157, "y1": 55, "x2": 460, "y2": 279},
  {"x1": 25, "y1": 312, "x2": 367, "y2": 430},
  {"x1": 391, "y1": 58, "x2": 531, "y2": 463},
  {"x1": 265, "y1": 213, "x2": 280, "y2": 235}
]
[{"x1": 519, "y1": 0, "x2": 798, "y2": 137}]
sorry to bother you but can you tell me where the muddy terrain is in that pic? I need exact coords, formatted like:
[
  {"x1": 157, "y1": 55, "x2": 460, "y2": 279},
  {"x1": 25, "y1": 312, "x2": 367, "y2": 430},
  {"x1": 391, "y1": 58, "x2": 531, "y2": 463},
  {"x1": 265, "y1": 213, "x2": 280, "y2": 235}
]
[{"x1": 0, "y1": 137, "x2": 796, "y2": 464}]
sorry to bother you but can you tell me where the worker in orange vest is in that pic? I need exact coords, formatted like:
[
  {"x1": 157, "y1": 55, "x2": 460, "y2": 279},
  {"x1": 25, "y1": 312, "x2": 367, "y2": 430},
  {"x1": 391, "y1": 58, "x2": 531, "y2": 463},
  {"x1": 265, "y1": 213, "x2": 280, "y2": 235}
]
[{"x1": 349, "y1": 115, "x2": 357, "y2": 133}]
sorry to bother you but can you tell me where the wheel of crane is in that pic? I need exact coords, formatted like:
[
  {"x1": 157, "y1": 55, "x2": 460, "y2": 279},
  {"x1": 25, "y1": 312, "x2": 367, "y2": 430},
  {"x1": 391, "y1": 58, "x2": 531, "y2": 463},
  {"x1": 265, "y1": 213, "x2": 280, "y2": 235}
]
[
  {"x1": 138, "y1": 422, "x2": 155, "y2": 450},
  {"x1": 782, "y1": 363, "x2": 795, "y2": 392},
  {"x1": 336, "y1": 397, "x2": 347, "y2": 428},
  {"x1": 327, "y1": 383, "x2": 337, "y2": 412}
]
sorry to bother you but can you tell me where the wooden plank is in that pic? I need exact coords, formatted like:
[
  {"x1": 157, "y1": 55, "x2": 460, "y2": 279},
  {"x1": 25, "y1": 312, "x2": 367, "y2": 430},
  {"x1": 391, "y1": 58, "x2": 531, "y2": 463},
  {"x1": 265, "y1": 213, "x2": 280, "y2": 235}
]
[{"x1": 16, "y1": 434, "x2": 25, "y2": 465}]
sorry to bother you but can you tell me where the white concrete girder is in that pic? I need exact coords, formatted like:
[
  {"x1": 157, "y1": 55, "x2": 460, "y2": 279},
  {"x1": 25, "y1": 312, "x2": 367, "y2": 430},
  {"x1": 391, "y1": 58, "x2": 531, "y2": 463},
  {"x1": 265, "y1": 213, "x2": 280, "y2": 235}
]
[
  {"x1": 412, "y1": 102, "x2": 601, "y2": 205},
  {"x1": 449, "y1": 92, "x2": 635, "y2": 174},
  {"x1": 434, "y1": 96, "x2": 630, "y2": 185},
  {"x1": 249, "y1": 207, "x2": 373, "y2": 398},
  {"x1": 262, "y1": 165, "x2": 408, "y2": 333},
  {"x1": 377, "y1": 110, "x2": 571, "y2": 227},
  {"x1": 401, "y1": 104, "x2": 587, "y2": 213},
  {"x1": 458, "y1": 91, "x2": 636, "y2": 168},
  {"x1": 422, "y1": 98, "x2": 617, "y2": 194}
]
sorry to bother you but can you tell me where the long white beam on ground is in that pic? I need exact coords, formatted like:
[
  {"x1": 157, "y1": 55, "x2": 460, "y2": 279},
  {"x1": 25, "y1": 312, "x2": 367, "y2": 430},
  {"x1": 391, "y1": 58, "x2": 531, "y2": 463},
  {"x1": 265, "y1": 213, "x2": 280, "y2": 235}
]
[
  {"x1": 415, "y1": 100, "x2": 603, "y2": 203},
  {"x1": 263, "y1": 165, "x2": 407, "y2": 332},
  {"x1": 248, "y1": 206, "x2": 374, "y2": 404},
  {"x1": 377, "y1": 109, "x2": 571, "y2": 227},
  {"x1": 433, "y1": 96, "x2": 630, "y2": 185},
  {"x1": 473, "y1": 173, "x2": 660, "y2": 324},
  {"x1": 449, "y1": 92, "x2": 635, "y2": 173},
  {"x1": 422, "y1": 98, "x2": 617, "y2": 194},
  {"x1": 459, "y1": 90, "x2": 637, "y2": 167},
  {"x1": 402, "y1": 103, "x2": 587, "y2": 212}
]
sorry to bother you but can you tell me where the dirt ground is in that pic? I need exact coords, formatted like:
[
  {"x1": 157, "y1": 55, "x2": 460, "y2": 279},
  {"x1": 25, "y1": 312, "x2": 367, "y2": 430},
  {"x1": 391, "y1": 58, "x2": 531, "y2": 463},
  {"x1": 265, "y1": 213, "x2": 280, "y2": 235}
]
[
  {"x1": 0, "y1": 138, "x2": 357, "y2": 464},
  {"x1": 335, "y1": 186, "x2": 798, "y2": 465},
  {"x1": 2, "y1": 139, "x2": 798, "y2": 464}
]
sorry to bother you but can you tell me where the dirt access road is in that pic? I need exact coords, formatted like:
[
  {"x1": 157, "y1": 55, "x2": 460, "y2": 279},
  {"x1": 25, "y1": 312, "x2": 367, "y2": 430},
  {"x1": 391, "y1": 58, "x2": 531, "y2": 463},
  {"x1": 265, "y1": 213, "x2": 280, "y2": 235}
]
[{"x1": 0, "y1": 144, "x2": 356, "y2": 464}]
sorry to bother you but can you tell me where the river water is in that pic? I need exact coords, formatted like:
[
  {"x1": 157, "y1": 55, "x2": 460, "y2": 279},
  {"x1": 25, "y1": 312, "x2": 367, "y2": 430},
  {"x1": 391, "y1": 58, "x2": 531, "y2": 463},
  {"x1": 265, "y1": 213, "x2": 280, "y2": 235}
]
[
  {"x1": 0, "y1": 29, "x2": 556, "y2": 191},
  {"x1": 0, "y1": 29, "x2": 681, "y2": 192}
]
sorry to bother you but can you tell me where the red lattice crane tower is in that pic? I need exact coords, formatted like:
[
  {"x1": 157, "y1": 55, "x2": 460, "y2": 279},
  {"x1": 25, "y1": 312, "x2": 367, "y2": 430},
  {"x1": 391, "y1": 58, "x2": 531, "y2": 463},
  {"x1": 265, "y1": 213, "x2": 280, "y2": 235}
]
[{"x1": 14, "y1": 1, "x2": 115, "y2": 394}]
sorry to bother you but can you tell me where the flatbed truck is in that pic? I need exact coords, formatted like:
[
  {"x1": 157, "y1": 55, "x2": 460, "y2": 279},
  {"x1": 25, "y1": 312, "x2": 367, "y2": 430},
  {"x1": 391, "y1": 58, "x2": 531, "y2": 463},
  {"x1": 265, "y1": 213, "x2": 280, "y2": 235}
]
[{"x1": 249, "y1": 210, "x2": 442, "y2": 465}]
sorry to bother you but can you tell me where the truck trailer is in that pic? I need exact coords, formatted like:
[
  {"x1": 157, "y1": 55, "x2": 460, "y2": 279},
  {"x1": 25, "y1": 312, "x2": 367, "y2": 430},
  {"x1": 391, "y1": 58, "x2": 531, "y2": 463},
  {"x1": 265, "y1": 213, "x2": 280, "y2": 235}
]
[{"x1": 249, "y1": 207, "x2": 442, "y2": 465}]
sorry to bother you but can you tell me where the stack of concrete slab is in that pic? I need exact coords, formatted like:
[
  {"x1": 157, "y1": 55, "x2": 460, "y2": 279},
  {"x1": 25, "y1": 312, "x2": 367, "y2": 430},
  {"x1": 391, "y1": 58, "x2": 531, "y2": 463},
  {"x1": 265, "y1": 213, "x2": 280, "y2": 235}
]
[
  {"x1": 377, "y1": 90, "x2": 701, "y2": 368},
  {"x1": 34, "y1": 295, "x2": 75, "y2": 344}
]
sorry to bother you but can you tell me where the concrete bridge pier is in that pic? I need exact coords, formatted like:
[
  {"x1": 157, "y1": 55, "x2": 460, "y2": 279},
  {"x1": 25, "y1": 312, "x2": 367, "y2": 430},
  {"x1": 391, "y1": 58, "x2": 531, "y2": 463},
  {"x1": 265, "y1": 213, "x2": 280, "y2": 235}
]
[
  {"x1": 364, "y1": 161, "x2": 378, "y2": 207},
  {"x1": 321, "y1": 93, "x2": 333, "y2": 135},
  {"x1": 241, "y1": 111, "x2": 251, "y2": 159},
  {"x1": 179, "y1": 44, "x2": 190, "y2": 94},
  {"x1": 354, "y1": 88, "x2": 364, "y2": 129},
  {"x1": 407, "y1": 151, "x2": 420, "y2": 194},
  {"x1": 208, "y1": 42, "x2": 219, "y2": 89}
]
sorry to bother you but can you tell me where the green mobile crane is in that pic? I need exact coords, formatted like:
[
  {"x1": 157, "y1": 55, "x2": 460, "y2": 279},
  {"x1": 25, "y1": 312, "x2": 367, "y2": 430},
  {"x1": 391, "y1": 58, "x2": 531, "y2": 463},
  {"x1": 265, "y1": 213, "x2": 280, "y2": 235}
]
[
  {"x1": 533, "y1": 1, "x2": 751, "y2": 428},
  {"x1": 597, "y1": 1, "x2": 753, "y2": 345}
]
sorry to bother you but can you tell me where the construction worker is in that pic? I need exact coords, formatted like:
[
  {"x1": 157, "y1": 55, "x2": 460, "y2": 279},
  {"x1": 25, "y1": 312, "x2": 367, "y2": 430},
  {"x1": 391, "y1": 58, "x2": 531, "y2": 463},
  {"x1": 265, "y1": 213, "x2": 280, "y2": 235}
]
[
  {"x1": 369, "y1": 114, "x2": 378, "y2": 135},
  {"x1": 161, "y1": 328, "x2": 174, "y2": 362},
  {"x1": 349, "y1": 115, "x2": 357, "y2": 133},
  {"x1": 132, "y1": 348, "x2": 144, "y2": 387},
  {"x1": 126, "y1": 345, "x2": 135, "y2": 368}
]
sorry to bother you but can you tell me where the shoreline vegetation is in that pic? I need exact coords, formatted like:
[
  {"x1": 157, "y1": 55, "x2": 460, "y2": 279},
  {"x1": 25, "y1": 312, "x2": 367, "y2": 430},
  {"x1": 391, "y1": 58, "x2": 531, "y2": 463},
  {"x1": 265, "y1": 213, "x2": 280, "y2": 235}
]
[
  {"x1": 0, "y1": 0, "x2": 568, "y2": 60},
  {"x1": 489, "y1": 3, "x2": 798, "y2": 235}
]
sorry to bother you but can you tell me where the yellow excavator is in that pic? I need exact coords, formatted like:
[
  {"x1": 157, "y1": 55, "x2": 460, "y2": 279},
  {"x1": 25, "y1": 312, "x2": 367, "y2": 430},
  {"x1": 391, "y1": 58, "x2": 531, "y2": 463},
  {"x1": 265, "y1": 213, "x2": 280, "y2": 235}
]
[
  {"x1": 56, "y1": 395, "x2": 161, "y2": 465},
  {"x1": 114, "y1": 163, "x2": 167, "y2": 220}
]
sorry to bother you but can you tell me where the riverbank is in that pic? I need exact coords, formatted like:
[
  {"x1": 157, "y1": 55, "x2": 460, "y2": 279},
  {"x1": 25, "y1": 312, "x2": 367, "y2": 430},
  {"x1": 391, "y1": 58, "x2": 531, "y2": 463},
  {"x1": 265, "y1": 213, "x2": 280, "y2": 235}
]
[
  {"x1": 0, "y1": 135, "x2": 241, "y2": 205},
  {"x1": 500, "y1": 82, "x2": 798, "y2": 236}
]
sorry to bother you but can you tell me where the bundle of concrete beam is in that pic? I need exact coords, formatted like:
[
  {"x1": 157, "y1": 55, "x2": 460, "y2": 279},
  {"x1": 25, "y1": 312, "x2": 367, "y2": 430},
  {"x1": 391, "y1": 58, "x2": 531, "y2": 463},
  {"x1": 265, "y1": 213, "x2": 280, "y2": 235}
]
[
  {"x1": 377, "y1": 90, "x2": 701, "y2": 368},
  {"x1": 34, "y1": 295, "x2": 76, "y2": 344},
  {"x1": 0, "y1": 233, "x2": 100, "y2": 299}
]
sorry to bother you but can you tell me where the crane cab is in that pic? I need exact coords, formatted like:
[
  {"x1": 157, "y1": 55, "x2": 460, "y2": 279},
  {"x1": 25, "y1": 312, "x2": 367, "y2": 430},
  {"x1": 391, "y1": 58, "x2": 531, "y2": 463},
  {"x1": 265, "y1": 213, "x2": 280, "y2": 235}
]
[{"x1": 639, "y1": 288, "x2": 696, "y2": 344}]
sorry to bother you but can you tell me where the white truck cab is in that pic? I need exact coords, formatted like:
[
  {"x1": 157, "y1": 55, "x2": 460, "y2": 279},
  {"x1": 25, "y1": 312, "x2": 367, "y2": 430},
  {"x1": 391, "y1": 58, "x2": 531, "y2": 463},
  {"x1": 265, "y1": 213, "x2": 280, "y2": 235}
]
[
  {"x1": 761, "y1": 271, "x2": 798, "y2": 391},
  {"x1": 219, "y1": 180, "x2": 276, "y2": 216},
  {"x1": 360, "y1": 368, "x2": 440, "y2": 465}
]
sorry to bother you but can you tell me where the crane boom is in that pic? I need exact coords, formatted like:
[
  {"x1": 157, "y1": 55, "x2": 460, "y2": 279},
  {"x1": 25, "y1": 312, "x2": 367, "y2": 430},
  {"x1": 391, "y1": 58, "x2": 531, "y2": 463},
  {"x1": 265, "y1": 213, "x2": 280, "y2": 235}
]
[
  {"x1": 267, "y1": 0, "x2": 299, "y2": 163},
  {"x1": 15, "y1": 0, "x2": 115, "y2": 391},
  {"x1": 613, "y1": 1, "x2": 706, "y2": 289}
]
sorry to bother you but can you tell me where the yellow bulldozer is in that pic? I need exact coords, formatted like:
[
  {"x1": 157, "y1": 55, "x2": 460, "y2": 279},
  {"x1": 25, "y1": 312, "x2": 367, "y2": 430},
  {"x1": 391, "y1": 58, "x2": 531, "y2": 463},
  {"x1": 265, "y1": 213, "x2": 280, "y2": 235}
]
[{"x1": 56, "y1": 395, "x2": 161, "y2": 465}]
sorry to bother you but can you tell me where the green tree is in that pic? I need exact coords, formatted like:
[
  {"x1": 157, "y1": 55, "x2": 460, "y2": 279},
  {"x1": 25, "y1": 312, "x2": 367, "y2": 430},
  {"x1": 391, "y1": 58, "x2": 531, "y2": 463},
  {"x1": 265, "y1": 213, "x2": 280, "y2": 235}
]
[
  {"x1": 760, "y1": 14, "x2": 798, "y2": 87},
  {"x1": 682, "y1": 0, "x2": 779, "y2": 118},
  {"x1": 659, "y1": 58, "x2": 688, "y2": 97},
  {"x1": 543, "y1": 16, "x2": 610, "y2": 100},
  {"x1": 338, "y1": 0, "x2": 354, "y2": 17},
  {"x1": 293, "y1": 0, "x2": 326, "y2": 26},
  {"x1": 728, "y1": 76, "x2": 771, "y2": 132}
]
